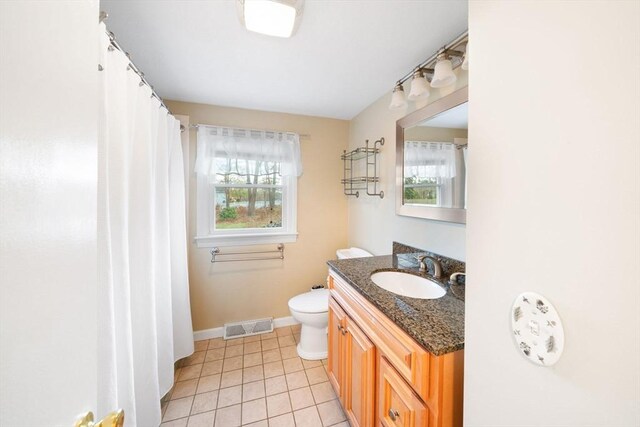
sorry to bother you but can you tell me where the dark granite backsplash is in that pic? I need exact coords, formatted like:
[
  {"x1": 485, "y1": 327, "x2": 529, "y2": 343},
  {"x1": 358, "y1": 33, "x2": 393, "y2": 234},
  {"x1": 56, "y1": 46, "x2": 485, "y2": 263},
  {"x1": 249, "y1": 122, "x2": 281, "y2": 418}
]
[
  {"x1": 392, "y1": 241, "x2": 465, "y2": 284},
  {"x1": 392, "y1": 241, "x2": 425, "y2": 254}
]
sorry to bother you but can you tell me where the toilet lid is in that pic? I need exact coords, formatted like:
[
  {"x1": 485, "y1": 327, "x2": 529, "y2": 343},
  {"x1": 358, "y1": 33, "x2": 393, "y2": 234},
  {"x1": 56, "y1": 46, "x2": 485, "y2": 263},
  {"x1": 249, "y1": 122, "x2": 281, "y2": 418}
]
[{"x1": 288, "y1": 289, "x2": 329, "y2": 313}]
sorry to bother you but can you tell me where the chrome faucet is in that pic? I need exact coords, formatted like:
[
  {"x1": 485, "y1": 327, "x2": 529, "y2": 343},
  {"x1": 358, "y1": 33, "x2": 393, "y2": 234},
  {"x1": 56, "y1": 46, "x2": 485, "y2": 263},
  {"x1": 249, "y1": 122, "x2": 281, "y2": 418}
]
[
  {"x1": 448, "y1": 272, "x2": 466, "y2": 286},
  {"x1": 416, "y1": 255, "x2": 442, "y2": 278}
]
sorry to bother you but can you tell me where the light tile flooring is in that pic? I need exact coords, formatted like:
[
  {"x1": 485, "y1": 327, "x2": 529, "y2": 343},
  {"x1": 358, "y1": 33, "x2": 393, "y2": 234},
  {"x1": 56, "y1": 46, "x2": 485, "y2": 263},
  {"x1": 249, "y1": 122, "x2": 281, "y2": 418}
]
[{"x1": 161, "y1": 325, "x2": 351, "y2": 427}]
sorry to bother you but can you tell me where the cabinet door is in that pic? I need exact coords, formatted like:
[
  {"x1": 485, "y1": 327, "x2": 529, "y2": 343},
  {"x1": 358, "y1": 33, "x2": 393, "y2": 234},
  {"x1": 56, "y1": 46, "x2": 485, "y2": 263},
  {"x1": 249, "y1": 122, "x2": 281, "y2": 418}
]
[
  {"x1": 379, "y1": 356, "x2": 429, "y2": 427},
  {"x1": 328, "y1": 296, "x2": 347, "y2": 400},
  {"x1": 344, "y1": 317, "x2": 376, "y2": 427}
]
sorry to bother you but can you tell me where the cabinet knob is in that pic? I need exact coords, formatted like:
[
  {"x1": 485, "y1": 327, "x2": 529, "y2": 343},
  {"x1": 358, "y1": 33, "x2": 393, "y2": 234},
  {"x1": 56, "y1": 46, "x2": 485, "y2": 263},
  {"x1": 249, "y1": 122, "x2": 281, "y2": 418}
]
[{"x1": 388, "y1": 408, "x2": 400, "y2": 421}]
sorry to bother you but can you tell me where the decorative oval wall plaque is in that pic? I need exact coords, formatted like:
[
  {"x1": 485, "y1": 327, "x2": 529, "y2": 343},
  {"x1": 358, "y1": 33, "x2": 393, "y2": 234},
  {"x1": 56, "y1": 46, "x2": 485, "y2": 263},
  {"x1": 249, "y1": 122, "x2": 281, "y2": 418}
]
[{"x1": 511, "y1": 292, "x2": 564, "y2": 366}]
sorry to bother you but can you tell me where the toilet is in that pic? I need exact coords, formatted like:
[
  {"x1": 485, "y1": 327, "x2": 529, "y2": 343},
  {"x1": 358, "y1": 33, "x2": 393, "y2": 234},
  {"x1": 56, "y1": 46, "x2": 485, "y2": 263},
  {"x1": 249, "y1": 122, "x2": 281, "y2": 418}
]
[
  {"x1": 288, "y1": 247, "x2": 373, "y2": 360},
  {"x1": 335, "y1": 247, "x2": 373, "y2": 260}
]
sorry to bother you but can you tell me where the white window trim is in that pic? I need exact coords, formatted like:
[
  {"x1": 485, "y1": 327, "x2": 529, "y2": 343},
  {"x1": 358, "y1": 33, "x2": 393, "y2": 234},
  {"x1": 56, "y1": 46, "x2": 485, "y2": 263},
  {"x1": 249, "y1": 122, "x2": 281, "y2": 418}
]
[{"x1": 195, "y1": 172, "x2": 298, "y2": 248}]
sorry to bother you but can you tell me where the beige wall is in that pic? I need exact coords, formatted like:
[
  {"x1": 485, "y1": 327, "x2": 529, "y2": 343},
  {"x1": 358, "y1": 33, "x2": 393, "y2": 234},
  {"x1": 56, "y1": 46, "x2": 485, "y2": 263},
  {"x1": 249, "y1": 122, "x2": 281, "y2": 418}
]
[
  {"x1": 165, "y1": 101, "x2": 349, "y2": 331},
  {"x1": 466, "y1": 1, "x2": 639, "y2": 425},
  {"x1": 348, "y1": 70, "x2": 468, "y2": 260}
]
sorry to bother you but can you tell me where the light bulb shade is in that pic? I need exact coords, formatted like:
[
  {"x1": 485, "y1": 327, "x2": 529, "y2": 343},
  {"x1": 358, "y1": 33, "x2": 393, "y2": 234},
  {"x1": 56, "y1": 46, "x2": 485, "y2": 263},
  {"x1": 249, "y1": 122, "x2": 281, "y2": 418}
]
[
  {"x1": 389, "y1": 84, "x2": 407, "y2": 110},
  {"x1": 430, "y1": 56, "x2": 457, "y2": 88},
  {"x1": 407, "y1": 71, "x2": 430, "y2": 101},
  {"x1": 237, "y1": 0, "x2": 304, "y2": 38},
  {"x1": 461, "y1": 42, "x2": 469, "y2": 71}
]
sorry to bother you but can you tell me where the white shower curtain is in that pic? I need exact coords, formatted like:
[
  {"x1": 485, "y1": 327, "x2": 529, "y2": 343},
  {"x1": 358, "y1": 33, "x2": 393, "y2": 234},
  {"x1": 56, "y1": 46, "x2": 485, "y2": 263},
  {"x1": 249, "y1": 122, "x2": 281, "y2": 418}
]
[{"x1": 97, "y1": 22, "x2": 193, "y2": 427}]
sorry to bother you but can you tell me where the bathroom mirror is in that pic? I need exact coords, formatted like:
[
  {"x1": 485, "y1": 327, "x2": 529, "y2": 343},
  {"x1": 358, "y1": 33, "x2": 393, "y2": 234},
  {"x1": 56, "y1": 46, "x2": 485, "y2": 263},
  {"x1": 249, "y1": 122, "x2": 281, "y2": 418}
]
[{"x1": 396, "y1": 87, "x2": 468, "y2": 223}]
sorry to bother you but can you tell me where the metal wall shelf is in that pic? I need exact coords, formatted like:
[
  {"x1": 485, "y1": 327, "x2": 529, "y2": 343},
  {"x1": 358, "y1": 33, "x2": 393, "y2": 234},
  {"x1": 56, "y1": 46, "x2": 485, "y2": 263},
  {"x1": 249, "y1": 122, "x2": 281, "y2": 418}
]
[
  {"x1": 340, "y1": 177, "x2": 380, "y2": 184},
  {"x1": 341, "y1": 147, "x2": 379, "y2": 161},
  {"x1": 341, "y1": 138, "x2": 384, "y2": 198}
]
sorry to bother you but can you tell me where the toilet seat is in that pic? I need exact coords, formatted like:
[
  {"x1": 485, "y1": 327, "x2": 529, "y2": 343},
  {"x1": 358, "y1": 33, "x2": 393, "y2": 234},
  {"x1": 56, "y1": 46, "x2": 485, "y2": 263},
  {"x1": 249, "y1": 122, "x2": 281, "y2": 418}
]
[{"x1": 288, "y1": 289, "x2": 329, "y2": 313}]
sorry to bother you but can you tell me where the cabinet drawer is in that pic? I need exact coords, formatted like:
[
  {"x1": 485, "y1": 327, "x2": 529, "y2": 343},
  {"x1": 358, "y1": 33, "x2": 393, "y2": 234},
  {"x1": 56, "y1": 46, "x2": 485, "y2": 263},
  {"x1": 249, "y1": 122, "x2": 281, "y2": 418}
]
[{"x1": 378, "y1": 356, "x2": 430, "y2": 427}]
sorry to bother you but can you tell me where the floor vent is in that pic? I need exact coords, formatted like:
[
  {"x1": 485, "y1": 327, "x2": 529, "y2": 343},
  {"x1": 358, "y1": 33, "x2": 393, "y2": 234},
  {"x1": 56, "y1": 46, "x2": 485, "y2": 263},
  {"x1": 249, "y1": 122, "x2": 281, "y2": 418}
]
[{"x1": 223, "y1": 317, "x2": 274, "y2": 340}]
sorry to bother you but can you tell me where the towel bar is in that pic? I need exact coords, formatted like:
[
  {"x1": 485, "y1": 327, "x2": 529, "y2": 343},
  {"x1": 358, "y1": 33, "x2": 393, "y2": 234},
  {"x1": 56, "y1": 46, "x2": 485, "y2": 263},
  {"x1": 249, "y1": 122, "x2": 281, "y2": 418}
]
[{"x1": 210, "y1": 243, "x2": 285, "y2": 263}]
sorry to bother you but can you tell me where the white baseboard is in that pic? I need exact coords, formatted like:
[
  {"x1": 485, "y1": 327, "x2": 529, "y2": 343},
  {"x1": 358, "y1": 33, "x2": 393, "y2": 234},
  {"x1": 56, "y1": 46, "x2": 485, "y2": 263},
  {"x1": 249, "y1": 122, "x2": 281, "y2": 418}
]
[
  {"x1": 193, "y1": 326, "x2": 224, "y2": 342},
  {"x1": 273, "y1": 316, "x2": 299, "y2": 328},
  {"x1": 193, "y1": 316, "x2": 299, "y2": 342}
]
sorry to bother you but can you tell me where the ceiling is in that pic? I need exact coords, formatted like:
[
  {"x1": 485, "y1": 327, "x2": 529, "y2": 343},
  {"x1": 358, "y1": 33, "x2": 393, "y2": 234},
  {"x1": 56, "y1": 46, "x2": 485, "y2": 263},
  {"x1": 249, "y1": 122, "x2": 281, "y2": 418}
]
[{"x1": 101, "y1": 1, "x2": 468, "y2": 120}]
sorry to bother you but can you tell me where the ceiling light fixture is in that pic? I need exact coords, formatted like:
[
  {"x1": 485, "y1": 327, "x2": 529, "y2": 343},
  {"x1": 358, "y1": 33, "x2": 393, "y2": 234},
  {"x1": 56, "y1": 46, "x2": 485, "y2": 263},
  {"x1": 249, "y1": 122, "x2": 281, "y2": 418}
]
[
  {"x1": 407, "y1": 69, "x2": 431, "y2": 101},
  {"x1": 237, "y1": 0, "x2": 304, "y2": 38},
  {"x1": 389, "y1": 31, "x2": 468, "y2": 110}
]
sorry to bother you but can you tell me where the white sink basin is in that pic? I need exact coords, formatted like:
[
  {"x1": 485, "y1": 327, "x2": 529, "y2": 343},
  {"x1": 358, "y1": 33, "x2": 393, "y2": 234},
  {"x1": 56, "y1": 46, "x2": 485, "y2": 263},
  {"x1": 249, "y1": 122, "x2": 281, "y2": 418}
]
[{"x1": 370, "y1": 271, "x2": 446, "y2": 300}]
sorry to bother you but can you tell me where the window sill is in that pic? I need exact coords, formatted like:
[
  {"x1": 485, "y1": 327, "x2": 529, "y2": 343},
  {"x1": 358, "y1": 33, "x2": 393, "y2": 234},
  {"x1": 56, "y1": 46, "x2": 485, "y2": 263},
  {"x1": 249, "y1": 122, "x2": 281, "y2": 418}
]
[{"x1": 194, "y1": 232, "x2": 298, "y2": 248}]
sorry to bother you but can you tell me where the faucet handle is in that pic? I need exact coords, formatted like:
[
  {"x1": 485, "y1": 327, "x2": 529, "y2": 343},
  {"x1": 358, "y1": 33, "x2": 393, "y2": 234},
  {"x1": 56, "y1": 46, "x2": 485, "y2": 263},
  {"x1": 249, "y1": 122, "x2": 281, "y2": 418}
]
[
  {"x1": 449, "y1": 272, "x2": 466, "y2": 286},
  {"x1": 414, "y1": 255, "x2": 442, "y2": 278},
  {"x1": 414, "y1": 255, "x2": 428, "y2": 272}
]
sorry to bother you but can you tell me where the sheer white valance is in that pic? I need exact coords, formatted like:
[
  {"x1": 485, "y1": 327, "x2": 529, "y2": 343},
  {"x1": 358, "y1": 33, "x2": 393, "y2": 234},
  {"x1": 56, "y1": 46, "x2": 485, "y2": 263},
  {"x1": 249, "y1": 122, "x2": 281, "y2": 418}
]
[
  {"x1": 404, "y1": 141, "x2": 457, "y2": 179},
  {"x1": 195, "y1": 125, "x2": 303, "y2": 178}
]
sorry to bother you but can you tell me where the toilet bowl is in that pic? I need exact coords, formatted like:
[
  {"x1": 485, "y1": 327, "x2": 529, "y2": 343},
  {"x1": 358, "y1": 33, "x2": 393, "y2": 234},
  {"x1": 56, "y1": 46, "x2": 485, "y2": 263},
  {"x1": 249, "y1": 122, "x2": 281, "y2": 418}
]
[
  {"x1": 288, "y1": 289, "x2": 330, "y2": 360},
  {"x1": 288, "y1": 247, "x2": 373, "y2": 360}
]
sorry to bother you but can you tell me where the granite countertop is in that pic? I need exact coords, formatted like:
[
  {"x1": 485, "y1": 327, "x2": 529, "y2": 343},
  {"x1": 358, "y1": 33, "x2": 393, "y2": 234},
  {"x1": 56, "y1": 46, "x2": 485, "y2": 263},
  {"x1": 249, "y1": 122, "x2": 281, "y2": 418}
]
[{"x1": 327, "y1": 254, "x2": 465, "y2": 356}]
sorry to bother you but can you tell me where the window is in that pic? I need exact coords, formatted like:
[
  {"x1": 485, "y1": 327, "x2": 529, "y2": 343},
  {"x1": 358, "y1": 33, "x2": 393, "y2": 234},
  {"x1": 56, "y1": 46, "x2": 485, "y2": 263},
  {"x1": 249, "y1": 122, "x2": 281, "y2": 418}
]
[
  {"x1": 195, "y1": 125, "x2": 302, "y2": 247},
  {"x1": 404, "y1": 176, "x2": 443, "y2": 206},
  {"x1": 403, "y1": 141, "x2": 456, "y2": 207}
]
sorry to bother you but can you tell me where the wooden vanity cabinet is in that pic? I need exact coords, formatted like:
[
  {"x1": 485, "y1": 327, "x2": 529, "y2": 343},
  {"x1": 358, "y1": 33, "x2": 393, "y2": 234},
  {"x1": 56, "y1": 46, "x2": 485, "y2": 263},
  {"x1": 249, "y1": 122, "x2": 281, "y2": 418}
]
[
  {"x1": 328, "y1": 296, "x2": 376, "y2": 427},
  {"x1": 327, "y1": 271, "x2": 463, "y2": 427}
]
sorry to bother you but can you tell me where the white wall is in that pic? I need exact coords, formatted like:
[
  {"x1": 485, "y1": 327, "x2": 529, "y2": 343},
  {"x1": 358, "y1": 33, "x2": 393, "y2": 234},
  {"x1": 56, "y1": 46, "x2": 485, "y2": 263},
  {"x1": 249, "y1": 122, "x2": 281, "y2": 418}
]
[
  {"x1": 0, "y1": 1, "x2": 98, "y2": 425},
  {"x1": 348, "y1": 71, "x2": 468, "y2": 260},
  {"x1": 466, "y1": 2, "x2": 640, "y2": 425}
]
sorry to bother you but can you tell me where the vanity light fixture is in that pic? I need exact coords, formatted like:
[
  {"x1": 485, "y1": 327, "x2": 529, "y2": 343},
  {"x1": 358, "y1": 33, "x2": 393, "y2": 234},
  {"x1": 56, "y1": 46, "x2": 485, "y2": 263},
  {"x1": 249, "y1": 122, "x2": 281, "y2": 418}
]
[
  {"x1": 389, "y1": 82, "x2": 408, "y2": 110},
  {"x1": 407, "y1": 69, "x2": 431, "y2": 101},
  {"x1": 237, "y1": 0, "x2": 304, "y2": 38},
  {"x1": 461, "y1": 42, "x2": 469, "y2": 71},
  {"x1": 430, "y1": 53, "x2": 457, "y2": 88},
  {"x1": 388, "y1": 31, "x2": 468, "y2": 110}
]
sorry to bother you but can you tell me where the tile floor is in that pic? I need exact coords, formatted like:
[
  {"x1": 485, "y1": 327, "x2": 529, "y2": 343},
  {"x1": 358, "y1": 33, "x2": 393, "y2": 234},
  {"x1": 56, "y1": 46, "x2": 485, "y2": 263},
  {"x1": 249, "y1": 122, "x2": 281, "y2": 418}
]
[{"x1": 161, "y1": 325, "x2": 351, "y2": 427}]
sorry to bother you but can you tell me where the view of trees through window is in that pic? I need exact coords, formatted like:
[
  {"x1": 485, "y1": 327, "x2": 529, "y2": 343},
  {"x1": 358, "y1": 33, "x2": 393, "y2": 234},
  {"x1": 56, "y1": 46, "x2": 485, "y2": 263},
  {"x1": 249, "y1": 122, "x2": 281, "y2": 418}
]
[
  {"x1": 213, "y1": 159, "x2": 283, "y2": 230},
  {"x1": 404, "y1": 176, "x2": 439, "y2": 205}
]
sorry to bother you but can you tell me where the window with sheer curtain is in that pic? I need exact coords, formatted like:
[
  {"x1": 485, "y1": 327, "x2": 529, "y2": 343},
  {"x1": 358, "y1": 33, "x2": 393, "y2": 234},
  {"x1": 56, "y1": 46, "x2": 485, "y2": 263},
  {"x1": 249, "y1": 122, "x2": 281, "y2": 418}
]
[
  {"x1": 194, "y1": 125, "x2": 302, "y2": 247},
  {"x1": 403, "y1": 141, "x2": 457, "y2": 207}
]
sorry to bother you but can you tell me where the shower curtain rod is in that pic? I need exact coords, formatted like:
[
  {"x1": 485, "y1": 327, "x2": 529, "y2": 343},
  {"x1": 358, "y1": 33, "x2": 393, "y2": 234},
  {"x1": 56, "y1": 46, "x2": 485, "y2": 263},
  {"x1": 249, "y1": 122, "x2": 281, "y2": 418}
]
[
  {"x1": 191, "y1": 123, "x2": 311, "y2": 139},
  {"x1": 99, "y1": 11, "x2": 185, "y2": 133}
]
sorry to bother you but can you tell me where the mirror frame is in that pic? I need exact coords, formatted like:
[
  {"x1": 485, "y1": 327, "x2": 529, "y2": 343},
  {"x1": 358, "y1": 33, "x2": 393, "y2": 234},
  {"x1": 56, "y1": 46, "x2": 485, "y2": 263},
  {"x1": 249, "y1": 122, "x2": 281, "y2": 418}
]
[{"x1": 395, "y1": 86, "x2": 468, "y2": 223}]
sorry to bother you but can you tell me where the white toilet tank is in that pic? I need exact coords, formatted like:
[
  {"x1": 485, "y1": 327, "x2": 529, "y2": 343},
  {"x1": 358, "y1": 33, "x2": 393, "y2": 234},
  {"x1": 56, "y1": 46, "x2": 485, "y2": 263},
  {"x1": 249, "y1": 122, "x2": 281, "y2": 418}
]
[{"x1": 336, "y1": 247, "x2": 373, "y2": 259}]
